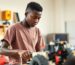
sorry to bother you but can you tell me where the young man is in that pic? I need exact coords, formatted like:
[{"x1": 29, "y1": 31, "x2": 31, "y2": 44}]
[{"x1": 2, "y1": 2, "x2": 46, "y2": 63}]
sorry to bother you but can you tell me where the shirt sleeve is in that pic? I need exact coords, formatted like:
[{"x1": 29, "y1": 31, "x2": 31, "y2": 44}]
[
  {"x1": 2, "y1": 26, "x2": 16, "y2": 45},
  {"x1": 35, "y1": 28, "x2": 46, "y2": 51}
]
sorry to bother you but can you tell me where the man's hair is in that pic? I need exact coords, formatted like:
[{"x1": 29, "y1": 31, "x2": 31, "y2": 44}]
[
  {"x1": 63, "y1": 57, "x2": 75, "y2": 65},
  {"x1": 26, "y1": 2, "x2": 43, "y2": 12}
]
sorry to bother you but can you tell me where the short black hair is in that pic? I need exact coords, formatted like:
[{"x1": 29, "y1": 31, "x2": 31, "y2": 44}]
[{"x1": 26, "y1": 2, "x2": 43, "y2": 12}]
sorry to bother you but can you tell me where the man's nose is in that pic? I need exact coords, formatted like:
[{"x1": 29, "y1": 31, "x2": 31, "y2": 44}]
[{"x1": 35, "y1": 19, "x2": 39, "y2": 23}]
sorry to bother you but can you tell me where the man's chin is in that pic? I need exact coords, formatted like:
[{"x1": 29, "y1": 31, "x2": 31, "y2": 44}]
[
  {"x1": 31, "y1": 25, "x2": 35, "y2": 27},
  {"x1": 30, "y1": 24, "x2": 36, "y2": 27}
]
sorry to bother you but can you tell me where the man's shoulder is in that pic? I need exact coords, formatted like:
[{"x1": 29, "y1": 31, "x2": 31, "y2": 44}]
[
  {"x1": 8, "y1": 22, "x2": 21, "y2": 30},
  {"x1": 11, "y1": 22, "x2": 21, "y2": 27}
]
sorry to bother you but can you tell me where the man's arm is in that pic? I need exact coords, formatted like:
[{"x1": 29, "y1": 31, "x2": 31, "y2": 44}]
[
  {"x1": 0, "y1": 26, "x2": 20, "y2": 61},
  {"x1": 0, "y1": 40, "x2": 20, "y2": 64},
  {"x1": 1, "y1": 25, "x2": 16, "y2": 49}
]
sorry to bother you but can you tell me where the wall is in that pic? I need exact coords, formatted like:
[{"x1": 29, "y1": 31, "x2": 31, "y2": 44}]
[
  {"x1": 64, "y1": 0, "x2": 75, "y2": 45},
  {"x1": 64, "y1": 0, "x2": 75, "y2": 21},
  {"x1": 52, "y1": 0, "x2": 75, "y2": 33},
  {"x1": 53, "y1": 0, "x2": 65, "y2": 33}
]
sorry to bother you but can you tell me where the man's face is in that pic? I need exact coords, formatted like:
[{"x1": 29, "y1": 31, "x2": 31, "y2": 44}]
[{"x1": 25, "y1": 10, "x2": 42, "y2": 27}]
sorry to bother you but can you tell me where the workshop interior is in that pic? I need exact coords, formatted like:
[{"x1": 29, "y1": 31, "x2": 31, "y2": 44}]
[{"x1": 0, "y1": 0, "x2": 75, "y2": 65}]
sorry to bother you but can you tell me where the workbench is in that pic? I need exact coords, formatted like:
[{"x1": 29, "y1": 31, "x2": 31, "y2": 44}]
[{"x1": 0, "y1": 48, "x2": 55, "y2": 65}]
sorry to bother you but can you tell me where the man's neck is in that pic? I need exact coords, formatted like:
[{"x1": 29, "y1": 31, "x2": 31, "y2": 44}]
[{"x1": 21, "y1": 19, "x2": 31, "y2": 28}]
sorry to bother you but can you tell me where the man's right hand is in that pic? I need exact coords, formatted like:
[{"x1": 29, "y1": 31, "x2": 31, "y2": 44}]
[{"x1": 22, "y1": 51, "x2": 32, "y2": 63}]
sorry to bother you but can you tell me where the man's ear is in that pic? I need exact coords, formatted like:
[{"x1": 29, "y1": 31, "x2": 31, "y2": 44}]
[{"x1": 25, "y1": 12, "x2": 28, "y2": 16}]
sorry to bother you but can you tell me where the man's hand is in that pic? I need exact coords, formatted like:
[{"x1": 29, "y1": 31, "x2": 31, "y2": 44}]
[{"x1": 22, "y1": 51, "x2": 32, "y2": 63}]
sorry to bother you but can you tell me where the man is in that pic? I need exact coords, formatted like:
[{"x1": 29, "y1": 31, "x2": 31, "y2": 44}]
[{"x1": 2, "y1": 2, "x2": 46, "y2": 64}]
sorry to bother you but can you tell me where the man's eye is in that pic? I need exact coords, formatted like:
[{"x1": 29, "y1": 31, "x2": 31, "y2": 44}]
[
  {"x1": 31, "y1": 16, "x2": 36, "y2": 19},
  {"x1": 32, "y1": 17, "x2": 36, "y2": 19},
  {"x1": 31, "y1": 16, "x2": 41, "y2": 19}
]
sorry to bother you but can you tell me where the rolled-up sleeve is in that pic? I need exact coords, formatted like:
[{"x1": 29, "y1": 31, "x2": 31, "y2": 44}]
[{"x1": 2, "y1": 26, "x2": 16, "y2": 45}]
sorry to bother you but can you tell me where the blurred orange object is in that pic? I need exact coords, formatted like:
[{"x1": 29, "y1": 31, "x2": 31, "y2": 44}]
[{"x1": 2, "y1": 10, "x2": 11, "y2": 21}]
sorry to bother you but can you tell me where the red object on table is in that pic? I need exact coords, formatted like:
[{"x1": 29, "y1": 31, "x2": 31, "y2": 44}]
[
  {"x1": 55, "y1": 55, "x2": 60, "y2": 65},
  {"x1": 0, "y1": 55, "x2": 7, "y2": 65}
]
